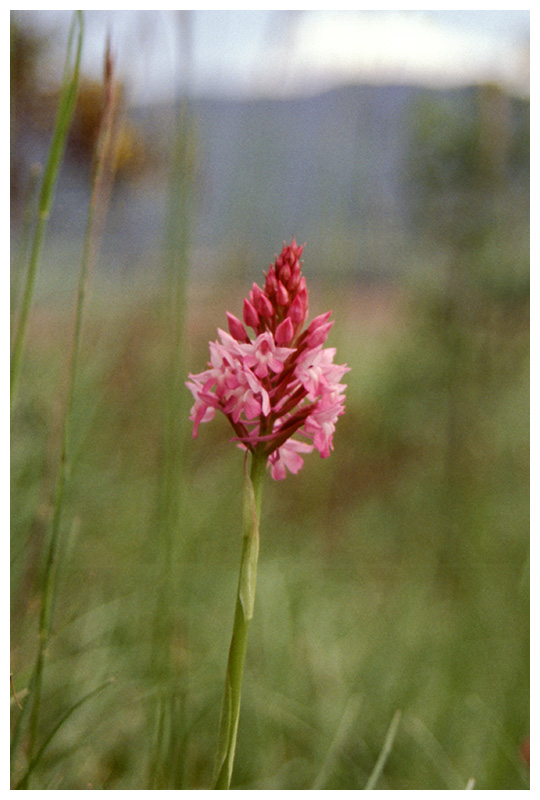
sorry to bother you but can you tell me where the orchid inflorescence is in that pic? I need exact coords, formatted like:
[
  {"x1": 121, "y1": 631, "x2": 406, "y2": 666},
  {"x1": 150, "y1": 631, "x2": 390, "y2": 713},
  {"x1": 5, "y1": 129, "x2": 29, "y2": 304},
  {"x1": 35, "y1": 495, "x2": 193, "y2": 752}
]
[{"x1": 186, "y1": 239, "x2": 349, "y2": 480}]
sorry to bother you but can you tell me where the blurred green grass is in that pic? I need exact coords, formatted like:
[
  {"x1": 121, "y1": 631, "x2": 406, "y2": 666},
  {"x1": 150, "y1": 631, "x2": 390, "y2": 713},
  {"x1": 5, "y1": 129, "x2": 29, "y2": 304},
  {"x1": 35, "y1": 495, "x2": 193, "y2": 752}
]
[{"x1": 10, "y1": 248, "x2": 528, "y2": 788}]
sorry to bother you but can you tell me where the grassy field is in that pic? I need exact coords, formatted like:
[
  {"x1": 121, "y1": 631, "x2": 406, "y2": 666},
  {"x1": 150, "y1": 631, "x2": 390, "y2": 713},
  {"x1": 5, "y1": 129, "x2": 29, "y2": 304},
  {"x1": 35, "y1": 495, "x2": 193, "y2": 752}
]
[
  {"x1": 10, "y1": 14, "x2": 529, "y2": 785},
  {"x1": 10, "y1": 241, "x2": 529, "y2": 788}
]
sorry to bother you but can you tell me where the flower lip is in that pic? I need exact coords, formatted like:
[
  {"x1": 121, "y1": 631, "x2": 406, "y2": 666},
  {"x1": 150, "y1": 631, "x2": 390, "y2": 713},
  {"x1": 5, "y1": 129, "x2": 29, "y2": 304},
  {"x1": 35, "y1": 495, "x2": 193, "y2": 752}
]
[{"x1": 238, "y1": 332, "x2": 295, "y2": 379}]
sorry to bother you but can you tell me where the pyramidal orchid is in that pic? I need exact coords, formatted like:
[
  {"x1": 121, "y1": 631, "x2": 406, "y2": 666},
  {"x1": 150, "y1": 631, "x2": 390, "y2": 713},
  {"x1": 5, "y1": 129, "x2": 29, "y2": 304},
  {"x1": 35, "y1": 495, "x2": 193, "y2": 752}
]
[
  {"x1": 186, "y1": 240, "x2": 348, "y2": 789},
  {"x1": 187, "y1": 238, "x2": 349, "y2": 480}
]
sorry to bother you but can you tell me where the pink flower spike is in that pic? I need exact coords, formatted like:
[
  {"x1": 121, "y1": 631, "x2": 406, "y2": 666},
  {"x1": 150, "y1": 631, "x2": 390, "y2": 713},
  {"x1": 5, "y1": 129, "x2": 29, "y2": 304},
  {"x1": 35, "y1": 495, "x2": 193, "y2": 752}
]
[
  {"x1": 186, "y1": 239, "x2": 348, "y2": 478},
  {"x1": 227, "y1": 312, "x2": 250, "y2": 343},
  {"x1": 275, "y1": 317, "x2": 294, "y2": 346}
]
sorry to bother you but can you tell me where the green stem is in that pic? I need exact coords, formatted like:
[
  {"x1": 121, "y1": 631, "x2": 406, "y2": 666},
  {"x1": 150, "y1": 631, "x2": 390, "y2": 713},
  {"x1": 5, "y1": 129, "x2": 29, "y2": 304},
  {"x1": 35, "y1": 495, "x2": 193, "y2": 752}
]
[
  {"x1": 13, "y1": 35, "x2": 117, "y2": 783},
  {"x1": 10, "y1": 11, "x2": 83, "y2": 408},
  {"x1": 147, "y1": 95, "x2": 193, "y2": 791},
  {"x1": 15, "y1": 679, "x2": 114, "y2": 790},
  {"x1": 10, "y1": 14, "x2": 84, "y2": 778},
  {"x1": 365, "y1": 710, "x2": 402, "y2": 790},
  {"x1": 213, "y1": 451, "x2": 267, "y2": 790}
]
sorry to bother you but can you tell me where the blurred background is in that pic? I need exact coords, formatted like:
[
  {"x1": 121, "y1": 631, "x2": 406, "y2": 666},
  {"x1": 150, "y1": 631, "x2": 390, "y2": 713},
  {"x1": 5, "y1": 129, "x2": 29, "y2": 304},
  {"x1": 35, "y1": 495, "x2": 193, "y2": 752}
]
[{"x1": 11, "y1": 10, "x2": 529, "y2": 790}]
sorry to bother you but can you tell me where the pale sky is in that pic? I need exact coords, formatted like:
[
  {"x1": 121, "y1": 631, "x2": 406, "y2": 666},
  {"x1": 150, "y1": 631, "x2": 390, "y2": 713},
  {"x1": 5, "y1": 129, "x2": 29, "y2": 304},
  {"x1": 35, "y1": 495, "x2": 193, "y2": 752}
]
[{"x1": 16, "y1": 9, "x2": 530, "y2": 104}]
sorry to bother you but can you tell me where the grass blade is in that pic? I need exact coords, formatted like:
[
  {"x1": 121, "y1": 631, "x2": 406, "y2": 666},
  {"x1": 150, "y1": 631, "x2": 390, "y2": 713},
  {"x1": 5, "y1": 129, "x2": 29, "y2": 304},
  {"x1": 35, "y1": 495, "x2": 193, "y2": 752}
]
[
  {"x1": 15, "y1": 678, "x2": 114, "y2": 789},
  {"x1": 12, "y1": 34, "x2": 122, "y2": 786},
  {"x1": 312, "y1": 695, "x2": 362, "y2": 789},
  {"x1": 147, "y1": 14, "x2": 195, "y2": 788},
  {"x1": 10, "y1": 11, "x2": 84, "y2": 407},
  {"x1": 365, "y1": 709, "x2": 402, "y2": 790}
]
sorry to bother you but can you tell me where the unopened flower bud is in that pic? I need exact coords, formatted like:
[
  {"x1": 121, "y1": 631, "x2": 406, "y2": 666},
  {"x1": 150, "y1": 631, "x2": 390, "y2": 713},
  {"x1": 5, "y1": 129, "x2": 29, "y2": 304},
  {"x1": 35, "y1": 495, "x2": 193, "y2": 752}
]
[
  {"x1": 276, "y1": 281, "x2": 289, "y2": 306},
  {"x1": 275, "y1": 317, "x2": 294, "y2": 345},
  {"x1": 243, "y1": 298, "x2": 260, "y2": 329},
  {"x1": 252, "y1": 284, "x2": 274, "y2": 318},
  {"x1": 306, "y1": 312, "x2": 333, "y2": 347},
  {"x1": 227, "y1": 312, "x2": 250, "y2": 343},
  {"x1": 265, "y1": 266, "x2": 278, "y2": 296},
  {"x1": 279, "y1": 263, "x2": 291, "y2": 284},
  {"x1": 288, "y1": 293, "x2": 307, "y2": 326}
]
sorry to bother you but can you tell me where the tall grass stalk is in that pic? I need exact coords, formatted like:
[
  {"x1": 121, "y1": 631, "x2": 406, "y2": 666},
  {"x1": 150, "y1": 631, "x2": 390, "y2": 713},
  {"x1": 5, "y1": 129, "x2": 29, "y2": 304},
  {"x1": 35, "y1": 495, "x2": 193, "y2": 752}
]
[
  {"x1": 10, "y1": 11, "x2": 83, "y2": 408},
  {"x1": 12, "y1": 39, "x2": 122, "y2": 788},
  {"x1": 14, "y1": 678, "x2": 115, "y2": 790},
  {"x1": 10, "y1": 163, "x2": 42, "y2": 326},
  {"x1": 312, "y1": 695, "x2": 362, "y2": 789},
  {"x1": 147, "y1": 13, "x2": 194, "y2": 788},
  {"x1": 406, "y1": 715, "x2": 463, "y2": 789},
  {"x1": 365, "y1": 710, "x2": 402, "y2": 789}
]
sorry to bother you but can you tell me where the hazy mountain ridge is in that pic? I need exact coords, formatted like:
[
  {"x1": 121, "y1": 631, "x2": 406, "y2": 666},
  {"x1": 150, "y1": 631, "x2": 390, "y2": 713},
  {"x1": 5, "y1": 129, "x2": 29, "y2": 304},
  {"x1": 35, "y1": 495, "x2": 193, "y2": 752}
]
[{"x1": 18, "y1": 82, "x2": 528, "y2": 279}]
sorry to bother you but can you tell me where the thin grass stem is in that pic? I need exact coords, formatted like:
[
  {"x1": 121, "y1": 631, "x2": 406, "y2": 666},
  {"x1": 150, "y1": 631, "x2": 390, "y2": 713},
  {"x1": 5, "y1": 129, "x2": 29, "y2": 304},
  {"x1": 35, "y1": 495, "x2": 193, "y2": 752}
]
[
  {"x1": 15, "y1": 678, "x2": 114, "y2": 789},
  {"x1": 405, "y1": 713, "x2": 462, "y2": 789},
  {"x1": 147, "y1": 15, "x2": 194, "y2": 789},
  {"x1": 312, "y1": 695, "x2": 362, "y2": 789},
  {"x1": 12, "y1": 37, "x2": 121, "y2": 786},
  {"x1": 10, "y1": 162, "x2": 42, "y2": 327},
  {"x1": 10, "y1": 13, "x2": 84, "y2": 774},
  {"x1": 10, "y1": 11, "x2": 83, "y2": 408},
  {"x1": 365, "y1": 709, "x2": 402, "y2": 790}
]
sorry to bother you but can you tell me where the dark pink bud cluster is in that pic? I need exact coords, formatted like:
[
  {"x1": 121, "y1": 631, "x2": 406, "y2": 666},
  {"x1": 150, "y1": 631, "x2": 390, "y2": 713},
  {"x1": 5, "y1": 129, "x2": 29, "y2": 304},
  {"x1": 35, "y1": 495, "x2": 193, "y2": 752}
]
[
  {"x1": 186, "y1": 240, "x2": 349, "y2": 480},
  {"x1": 228, "y1": 238, "x2": 308, "y2": 348}
]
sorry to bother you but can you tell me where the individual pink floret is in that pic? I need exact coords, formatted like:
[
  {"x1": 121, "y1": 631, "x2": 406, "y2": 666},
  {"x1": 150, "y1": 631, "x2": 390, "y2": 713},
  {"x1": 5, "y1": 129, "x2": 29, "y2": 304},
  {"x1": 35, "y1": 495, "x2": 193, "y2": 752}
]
[
  {"x1": 303, "y1": 390, "x2": 347, "y2": 458},
  {"x1": 268, "y1": 439, "x2": 314, "y2": 481},
  {"x1": 238, "y1": 332, "x2": 295, "y2": 379},
  {"x1": 295, "y1": 346, "x2": 349, "y2": 401}
]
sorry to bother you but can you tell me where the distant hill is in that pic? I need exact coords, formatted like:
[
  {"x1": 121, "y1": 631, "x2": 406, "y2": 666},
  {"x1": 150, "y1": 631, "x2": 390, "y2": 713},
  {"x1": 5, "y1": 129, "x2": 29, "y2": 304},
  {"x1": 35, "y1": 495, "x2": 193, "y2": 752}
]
[
  {"x1": 13, "y1": 82, "x2": 529, "y2": 281},
  {"x1": 130, "y1": 83, "x2": 432, "y2": 270}
]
